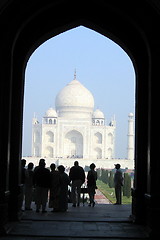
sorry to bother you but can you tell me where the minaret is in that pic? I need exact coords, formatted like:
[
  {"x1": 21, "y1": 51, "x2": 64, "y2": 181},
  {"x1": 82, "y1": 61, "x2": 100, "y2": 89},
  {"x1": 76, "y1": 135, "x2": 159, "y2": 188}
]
[
  {"x1": 74, "y1": 69, "x2": 77, "y2": 80},
  {"x1": 32, "y1": 112, "x2": 39, "y2": 124},
  {"x1": 127, "y1": 113, "x2": 134, "y2": 160}
]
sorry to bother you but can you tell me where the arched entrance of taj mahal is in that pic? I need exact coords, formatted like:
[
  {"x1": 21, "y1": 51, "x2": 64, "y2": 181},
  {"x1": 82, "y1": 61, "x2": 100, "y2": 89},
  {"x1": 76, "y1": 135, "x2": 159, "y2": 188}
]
[
  {"x1": 64, "y1": 130, "x2": 83, "y2": 158},
  {"x1": 0, "y1": 0, "x2": 160, "y2": 238}
]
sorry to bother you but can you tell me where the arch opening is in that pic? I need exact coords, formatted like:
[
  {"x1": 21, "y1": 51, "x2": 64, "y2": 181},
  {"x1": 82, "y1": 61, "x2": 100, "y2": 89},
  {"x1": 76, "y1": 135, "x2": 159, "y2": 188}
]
[
  {"x1": 64, "y1": 130, "x2": 83, "y2": 158},
  {"x1": 5, "y1": 1, "x2": 151, "y2": 227},
  {"x1": 23, "y1": 26, "x2": 135, "y2": 166}
]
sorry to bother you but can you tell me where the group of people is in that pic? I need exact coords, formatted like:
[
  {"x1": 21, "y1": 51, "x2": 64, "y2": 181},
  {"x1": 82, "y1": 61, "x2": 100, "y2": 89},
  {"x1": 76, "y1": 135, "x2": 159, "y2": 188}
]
[{"x1": 21, "y1": 159, "x2": 98, "y2": 213}]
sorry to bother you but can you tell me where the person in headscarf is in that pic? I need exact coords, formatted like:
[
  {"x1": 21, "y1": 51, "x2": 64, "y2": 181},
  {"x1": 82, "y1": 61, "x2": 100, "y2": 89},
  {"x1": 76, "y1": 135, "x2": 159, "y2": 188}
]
[{"x1": 58, "y1": 165, "x2": 70, "y2": 212}]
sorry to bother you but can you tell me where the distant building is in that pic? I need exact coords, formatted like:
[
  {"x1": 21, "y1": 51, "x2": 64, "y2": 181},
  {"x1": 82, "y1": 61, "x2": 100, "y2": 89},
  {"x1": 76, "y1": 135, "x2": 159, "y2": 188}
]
[
  {"x1": 32, "y1": 74, "x2": 116, "y2": 158},
  {"x1": 26, "y1": 73, "x2": 134, "y2": 169}
]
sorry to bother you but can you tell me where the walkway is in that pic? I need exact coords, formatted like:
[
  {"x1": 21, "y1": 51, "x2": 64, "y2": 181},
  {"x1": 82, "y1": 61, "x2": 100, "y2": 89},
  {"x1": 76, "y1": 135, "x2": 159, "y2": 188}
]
[
  {"x1": 95, "y1": 189, "x2": 111, "y2": 204},
  {"x1": 2, "y1": 191, "x2": 149, "y2": 239}
]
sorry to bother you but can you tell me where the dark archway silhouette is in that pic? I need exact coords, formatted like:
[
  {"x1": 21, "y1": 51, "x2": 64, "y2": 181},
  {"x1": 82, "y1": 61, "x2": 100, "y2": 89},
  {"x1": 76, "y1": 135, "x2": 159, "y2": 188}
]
[{"x1": 0, "y1": 0, "x2": 159, "y2": 237}]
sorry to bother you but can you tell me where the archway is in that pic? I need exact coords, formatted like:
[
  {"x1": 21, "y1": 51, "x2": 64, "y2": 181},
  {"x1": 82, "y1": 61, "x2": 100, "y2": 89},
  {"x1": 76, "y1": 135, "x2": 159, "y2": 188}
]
[
  {"x1": 12, "y1": 14, "x2": 147, "y2": 221},
  {"x1": 23, "y1": 23, "x2": 134, "y2": 219},
  {"x1": 0, "y1": 0, "x2": 154, "y2": 233},
  {"x1": 94, "y1": 147, "x2": 102, "y2": 159},
  {"x1": 64, "y1": 130, "x2": 83, "y2": 158},
  {"x1": 108, "y1": 148, "x2": 113, "y2": 159},
  {"x1": 108, "y1": 133, "x2": 113, "y2": 145},
  {"x1": 94, "y1": 132, "x2": 102, "y2": 144},
  {"x1": 46, "y1": 146, "x2": 54, "y2": 158},
  {"x1": 46, "y1": 131, "x2": 54, "y2": 143}
]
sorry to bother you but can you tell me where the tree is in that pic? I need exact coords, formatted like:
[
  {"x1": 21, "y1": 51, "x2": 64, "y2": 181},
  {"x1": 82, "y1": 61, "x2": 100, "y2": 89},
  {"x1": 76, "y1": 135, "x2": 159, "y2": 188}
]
[
  {"x1": 101, "y1": 169, "x2": 105, "y2": 183},
  {"x1": 123, "y1": 173, "x2": 131, "y2": 198},
  {"x1": 100, "y1": 169, "x2": 109, "y2": 184},
  {"x1": 96, "y1": 168, "x2": 101, "y2": 180},
  {"x1": 105, "y1": 170, "x2": 109, "y2": 184},
  {"x1": 108, "y1": 171, "x2": 114, "y2": 188}
]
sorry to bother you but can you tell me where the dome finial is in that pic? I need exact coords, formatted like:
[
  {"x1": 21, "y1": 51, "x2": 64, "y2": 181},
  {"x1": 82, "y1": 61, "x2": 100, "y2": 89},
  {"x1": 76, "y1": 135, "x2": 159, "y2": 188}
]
[{"x1": 74, "y1": 68, "x2": 77, "y2": 80}]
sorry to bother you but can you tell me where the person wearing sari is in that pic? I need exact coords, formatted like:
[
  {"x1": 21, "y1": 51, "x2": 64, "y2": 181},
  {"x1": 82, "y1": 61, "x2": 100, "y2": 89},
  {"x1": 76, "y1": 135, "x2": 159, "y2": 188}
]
[{"x1": 58, "y1": 165, "x2": 70, "y2": 212}]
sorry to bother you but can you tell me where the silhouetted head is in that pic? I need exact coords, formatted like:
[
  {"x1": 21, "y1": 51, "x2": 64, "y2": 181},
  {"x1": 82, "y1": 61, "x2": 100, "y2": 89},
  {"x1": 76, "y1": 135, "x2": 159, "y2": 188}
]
[
  {"x1": 115, "y1": 163, "x2": 121, "y2": 169},
  {"x1": 50, "y1": 163, "x2": 56, "y2": 171},
  {"x1": 74, "y1": 161, "x2": 79, "y2": 167},
  {"x1": 28, "y1": 162, "x2": 34, "y2": 170},
  {"x1": 58, "y1": 165, "x2": 65, "y2": 173},
  {"x1": 39, "y1": 158, "x2": 45, "y2": 165},
  {"x1": 90, "y1": 163, "x2": 96, "y2": 170},
  {"x1": 21, "y1": 159, "x2": 26, "y2": 167},
  {"x1": 39, "y1": 161, "x2": 46, "y2": 168}
]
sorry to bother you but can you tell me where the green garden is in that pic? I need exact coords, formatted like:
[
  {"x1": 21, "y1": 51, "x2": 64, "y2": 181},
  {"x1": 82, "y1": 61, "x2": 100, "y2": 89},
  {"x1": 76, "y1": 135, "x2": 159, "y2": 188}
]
[{"x1": 96, "y1": 168, "x2": 132, "y2": 204}]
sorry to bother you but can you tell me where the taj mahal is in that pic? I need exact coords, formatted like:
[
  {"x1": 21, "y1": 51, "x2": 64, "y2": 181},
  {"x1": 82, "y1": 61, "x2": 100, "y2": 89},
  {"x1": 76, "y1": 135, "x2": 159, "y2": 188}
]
[{"x1": 24, "y1": 73, "x2": 134, "y2": 169}]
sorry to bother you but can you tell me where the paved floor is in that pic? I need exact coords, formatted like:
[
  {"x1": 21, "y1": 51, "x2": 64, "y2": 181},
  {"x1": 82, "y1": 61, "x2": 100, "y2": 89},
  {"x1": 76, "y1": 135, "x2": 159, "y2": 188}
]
[
  {"x1": 21, "y1": 202, "x2": 132, "y2": 222},
  {"x1": 1, "y1": 191, "x2": 150, "y2": 239},
  {"x1": 2, "y1": 204, "x2": 149, "y2": 239}
]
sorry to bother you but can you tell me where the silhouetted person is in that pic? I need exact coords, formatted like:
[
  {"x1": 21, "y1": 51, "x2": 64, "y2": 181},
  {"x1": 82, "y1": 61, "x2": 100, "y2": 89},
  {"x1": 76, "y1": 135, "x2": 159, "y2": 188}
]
[
  {"x1": 69, "y1": 161, "x2": 85, "y2": 207},
  {"x1": 25, "y1": 162, "x2": 34, "y2": 210},
  {"x1": 114, "y1": 163, "x2": 123, "y2": 205},
  {"x1": 20, "y1": 159, "x2": 26, "y2": 210},
  {"x1": 49, "y1": 163, "x2": 61, "y2": 212},
  {"x1": 34, "y1": 158, "x2": 45, "y2": 172},
  {"x1": 33, "y1": 158, "x2": 46, "y2": 206},
  {"x1": 33, "y1": 161, "x2": 50, "y2": 212},
  {"x1": 58, "y1": 165, "x2": 70, "y2": 212},
  {"x1": 87, "y1": 163, "x2": 97, "y2": 207}
]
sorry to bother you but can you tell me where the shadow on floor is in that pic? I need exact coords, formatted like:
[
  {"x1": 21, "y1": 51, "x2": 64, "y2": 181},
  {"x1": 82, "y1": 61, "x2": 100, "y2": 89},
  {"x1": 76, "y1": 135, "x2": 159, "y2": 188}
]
[{"x1": 2, "y1": 203, "x2": 149, "y2": 239}]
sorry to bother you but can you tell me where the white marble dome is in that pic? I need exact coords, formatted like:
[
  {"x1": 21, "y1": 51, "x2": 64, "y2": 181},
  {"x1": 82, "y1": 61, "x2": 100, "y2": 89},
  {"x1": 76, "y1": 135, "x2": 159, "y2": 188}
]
[
  {"x1": 93, "y1": 109, "x2": 105, "y2": 119},
  {"x1": 55, "y1": 79, "x2": 94, "y2": 118},
  {"x1": 45, "y1": 107, "x2": 57, "y2": 117},
  {"x1": 128, "y1": 112, "x2": 134, "y2": 117}
]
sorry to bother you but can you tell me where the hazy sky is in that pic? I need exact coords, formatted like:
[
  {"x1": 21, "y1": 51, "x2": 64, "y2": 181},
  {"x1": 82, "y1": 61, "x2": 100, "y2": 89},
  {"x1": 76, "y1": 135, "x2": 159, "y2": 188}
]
[{"x1": 22, "y1": 26, "x2": 135, "y2": 158}]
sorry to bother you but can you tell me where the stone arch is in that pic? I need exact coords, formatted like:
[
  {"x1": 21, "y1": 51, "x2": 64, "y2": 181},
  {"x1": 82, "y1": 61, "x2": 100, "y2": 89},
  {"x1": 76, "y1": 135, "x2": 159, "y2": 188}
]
[
  {"x1": 108, "y1": 133, "x2": 113, "y2": 144},
  {"x1": 108, "y1": 148, "x2": 113, "y2": 159},
  {"x1": 1, "y1": 0, "x2": 154, "y2": 229},
  {"x1": 49, "y1": 119, "x2": 52, "y2": 124},
  {"x1": 46, "y1": 146, "x2": 54, "y2": 158},
  {"x1": 94, "y1": 147, "x2": 102, "y2": 159},
  {"x1": 64, "y1": 130, "x2": 83, "y2": 158},
  {"x1": 46, "y1": 131, "x2": 54, "y2": 142},
  {"x1": 94, "y1": 132, "x2": 102, "y2": 144}
]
